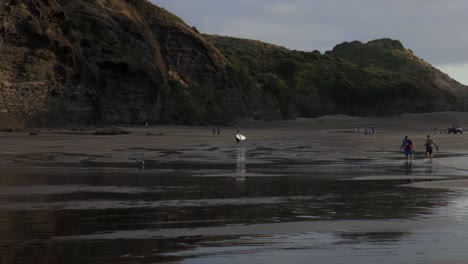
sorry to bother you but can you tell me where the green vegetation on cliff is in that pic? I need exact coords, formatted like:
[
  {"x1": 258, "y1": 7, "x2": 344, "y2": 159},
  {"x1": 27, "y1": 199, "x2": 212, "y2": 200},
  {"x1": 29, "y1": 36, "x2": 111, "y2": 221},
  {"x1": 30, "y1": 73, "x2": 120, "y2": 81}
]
[{"x1": 207, "y1": 35, "x2": 465, "y2": 118}]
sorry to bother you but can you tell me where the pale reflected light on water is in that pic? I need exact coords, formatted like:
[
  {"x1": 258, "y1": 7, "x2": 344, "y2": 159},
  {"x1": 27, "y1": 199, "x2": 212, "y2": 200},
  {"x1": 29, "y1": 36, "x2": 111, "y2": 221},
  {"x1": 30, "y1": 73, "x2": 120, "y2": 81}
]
[{"x1": 236, "y1": 147, "x2": 246, "y2": 181}]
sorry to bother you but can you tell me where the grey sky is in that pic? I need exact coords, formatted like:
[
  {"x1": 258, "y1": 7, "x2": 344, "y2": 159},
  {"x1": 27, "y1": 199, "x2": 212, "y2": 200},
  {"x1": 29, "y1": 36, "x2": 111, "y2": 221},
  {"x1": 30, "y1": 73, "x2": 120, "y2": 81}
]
[{"x1": 151, "y1": 0, "x2": 468, "y2": 85}]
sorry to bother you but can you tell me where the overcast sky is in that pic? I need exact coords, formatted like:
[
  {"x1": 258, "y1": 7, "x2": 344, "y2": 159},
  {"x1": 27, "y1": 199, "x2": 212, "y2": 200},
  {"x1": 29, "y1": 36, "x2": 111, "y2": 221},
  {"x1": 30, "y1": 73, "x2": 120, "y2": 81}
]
[{"x1": 151, "y1": 0, "x2": 468, "y2": 85}]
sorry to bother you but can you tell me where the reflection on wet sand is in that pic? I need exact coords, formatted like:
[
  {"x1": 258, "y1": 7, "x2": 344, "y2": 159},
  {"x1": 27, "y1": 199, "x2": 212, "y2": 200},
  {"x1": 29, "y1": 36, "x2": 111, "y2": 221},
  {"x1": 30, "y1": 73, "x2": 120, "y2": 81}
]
[
  {"x1": 236, "y1": 147, "x2": 246, "y2": 182},
  {"x1": 2, "y1": 123, "x2": 468, "y2": 263},
  {"x1": 0, "y1": 157, "x2": 458, "y2": 263},
  {"x1": 403, "y1": 160, "x2": 435, "y2": 184}
]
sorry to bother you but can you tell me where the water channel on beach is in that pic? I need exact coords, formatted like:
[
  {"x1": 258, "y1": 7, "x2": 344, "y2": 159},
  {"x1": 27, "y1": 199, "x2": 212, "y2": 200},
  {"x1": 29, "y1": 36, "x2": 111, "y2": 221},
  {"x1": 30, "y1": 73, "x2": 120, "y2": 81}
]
[{"x1": 1, "y1": 133, "x2": 468, "y2": 264}]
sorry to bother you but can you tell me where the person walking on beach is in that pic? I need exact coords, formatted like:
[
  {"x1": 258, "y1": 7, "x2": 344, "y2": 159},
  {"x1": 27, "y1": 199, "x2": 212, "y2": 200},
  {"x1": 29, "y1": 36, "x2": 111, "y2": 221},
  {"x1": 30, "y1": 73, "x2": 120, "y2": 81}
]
[
  {"x1": 400, "y1": 136, "x2": 414, "y2": 161},
  {"x1": 423, "y1": 135, "x2": 438, "y2": 161}
]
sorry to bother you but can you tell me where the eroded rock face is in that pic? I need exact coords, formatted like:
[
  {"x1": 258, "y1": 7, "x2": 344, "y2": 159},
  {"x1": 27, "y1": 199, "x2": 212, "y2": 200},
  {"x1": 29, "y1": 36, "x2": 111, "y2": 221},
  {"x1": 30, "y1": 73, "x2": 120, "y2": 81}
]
[
  {"x1": 0, "y1": 0, "x2": 83, "y2": 127},
  {"x1": 0, "y1": 0, "x2": 231, "y2": 128}
]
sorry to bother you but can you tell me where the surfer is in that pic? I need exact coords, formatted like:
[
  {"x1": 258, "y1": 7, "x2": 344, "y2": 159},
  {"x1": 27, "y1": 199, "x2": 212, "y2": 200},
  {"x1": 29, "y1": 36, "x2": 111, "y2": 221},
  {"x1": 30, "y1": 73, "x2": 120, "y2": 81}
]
[
  {"x1": 423, "y1": 135, "x2": 438, "y2": 161},
  {"x1": 235, "y1": 130, "x2": 240, "y2": 145}
]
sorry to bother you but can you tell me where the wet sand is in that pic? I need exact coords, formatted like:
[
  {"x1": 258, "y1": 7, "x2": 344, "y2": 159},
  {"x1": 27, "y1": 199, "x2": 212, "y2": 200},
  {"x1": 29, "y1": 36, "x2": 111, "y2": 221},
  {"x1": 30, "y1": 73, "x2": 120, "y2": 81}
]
[
  {"x1": 1, "y1": 112, "x2": 468, "y2": 263},
  {"x1": 1, "y1": 111, "x2": 468, "y2": 162}
]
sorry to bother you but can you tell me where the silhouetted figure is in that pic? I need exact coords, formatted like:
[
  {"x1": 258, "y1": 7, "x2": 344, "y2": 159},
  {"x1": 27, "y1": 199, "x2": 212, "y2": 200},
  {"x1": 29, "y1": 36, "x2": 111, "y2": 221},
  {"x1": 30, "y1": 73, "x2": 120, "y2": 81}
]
[{"x1": 400, "y1": 136, "x2": 414, "y2": 161}]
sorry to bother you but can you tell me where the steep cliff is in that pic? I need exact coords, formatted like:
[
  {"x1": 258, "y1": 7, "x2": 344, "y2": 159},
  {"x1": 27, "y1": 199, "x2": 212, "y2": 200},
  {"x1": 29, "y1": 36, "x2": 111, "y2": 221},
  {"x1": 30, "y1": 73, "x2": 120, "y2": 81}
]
[
  {"x1": 0, "y1": 0, "x2": 467, "y2": 129},
  {"x1": 0, "y1": 0, "x2": 80, "y2": 128},
  {"x1": 0, "y1": 0, "x2": 236, "y2": 128}
]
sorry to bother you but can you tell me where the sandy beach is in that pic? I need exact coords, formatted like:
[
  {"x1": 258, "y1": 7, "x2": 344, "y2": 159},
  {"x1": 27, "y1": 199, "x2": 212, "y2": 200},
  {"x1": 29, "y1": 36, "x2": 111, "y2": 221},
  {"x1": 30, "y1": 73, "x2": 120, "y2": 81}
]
[{"x1": 2, "y1": 112, "x2": 468, "y2": 264}]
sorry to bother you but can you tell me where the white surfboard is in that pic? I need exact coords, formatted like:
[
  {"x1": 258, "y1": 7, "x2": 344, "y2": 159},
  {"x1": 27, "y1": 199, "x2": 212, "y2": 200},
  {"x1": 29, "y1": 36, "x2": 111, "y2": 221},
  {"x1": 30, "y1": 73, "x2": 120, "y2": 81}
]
[{"x1": 236, "y1": 134, "x2": 246, "y2": 140}]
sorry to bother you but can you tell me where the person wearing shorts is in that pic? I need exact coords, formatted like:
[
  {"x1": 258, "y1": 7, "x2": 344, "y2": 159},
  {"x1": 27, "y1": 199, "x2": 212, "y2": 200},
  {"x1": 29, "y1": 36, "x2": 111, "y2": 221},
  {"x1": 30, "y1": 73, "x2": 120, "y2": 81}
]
[
  {"x1": 423, "y1": 135, "x2": 438, "y2": 160},
  {"x1": 400, "y1": 136, "x2": 414, "y2": 160}
]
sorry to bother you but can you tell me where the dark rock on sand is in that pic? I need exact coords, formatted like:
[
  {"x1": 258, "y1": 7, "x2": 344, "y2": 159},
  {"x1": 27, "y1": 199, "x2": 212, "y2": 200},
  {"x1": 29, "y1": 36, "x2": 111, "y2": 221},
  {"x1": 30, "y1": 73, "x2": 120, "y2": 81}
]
[{"x1": 92, "y1": 127, "x2": 131, "y2": 136}]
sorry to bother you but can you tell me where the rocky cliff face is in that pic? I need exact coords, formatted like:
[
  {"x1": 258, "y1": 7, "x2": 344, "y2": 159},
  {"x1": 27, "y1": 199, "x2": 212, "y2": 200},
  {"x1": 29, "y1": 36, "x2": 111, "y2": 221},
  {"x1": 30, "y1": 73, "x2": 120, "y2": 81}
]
[
  {"x1": 0, "y1": 0, "x2": 232, "y2": 128},
  {"x1": 0, "y1": 0, "x2": 80, "y2": 128}
]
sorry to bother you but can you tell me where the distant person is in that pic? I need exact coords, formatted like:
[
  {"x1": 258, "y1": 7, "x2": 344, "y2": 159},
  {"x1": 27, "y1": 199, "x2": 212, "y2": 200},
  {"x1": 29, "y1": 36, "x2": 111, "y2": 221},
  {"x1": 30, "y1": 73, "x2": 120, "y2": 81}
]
[
  {"x1": 235, "y1": 130, "x2": 240, "y2": 145},
  {"x1": 400, "y1": 136, "x2": 414, "y2": 161},
  {"x1": 423, "y1": 135, "x2": 438, "y2": 160},
  {"x1": 217, "y1": 127, "x2": 220, "y2": 135},
  {"x1": 212, "y1": 127, "x2": 216, "y2": 136},
  {"x1": 145, "y1": 120, "x2": 149, "y2": 127}
]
